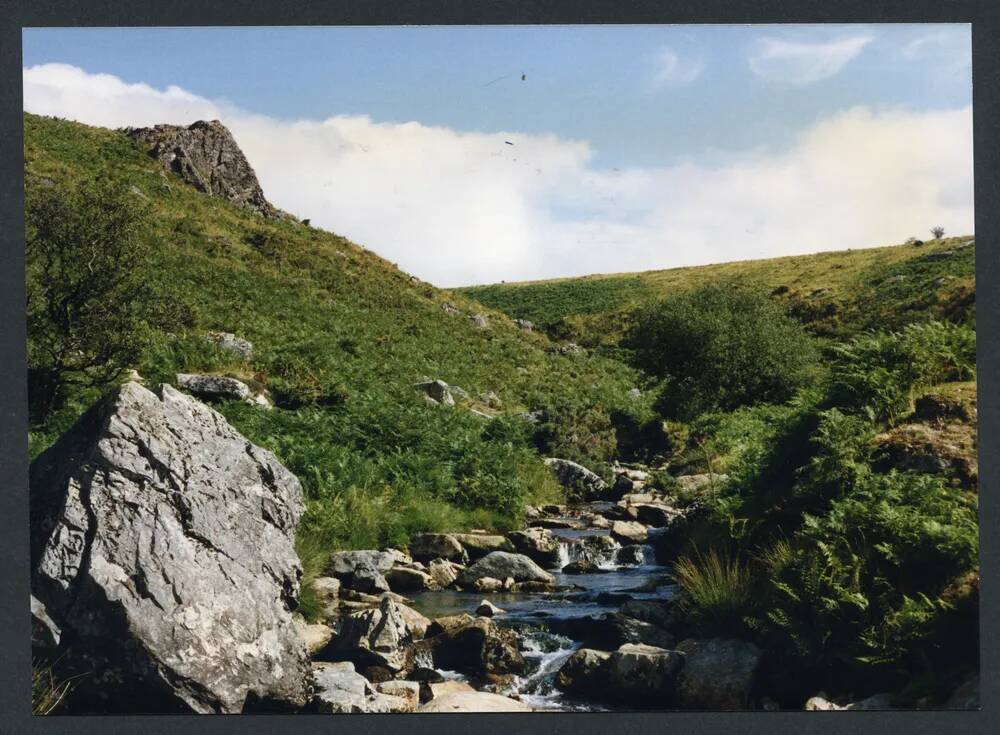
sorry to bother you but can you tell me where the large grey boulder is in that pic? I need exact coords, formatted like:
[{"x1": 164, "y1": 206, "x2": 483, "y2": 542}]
[
  {"x1": 457, "y1": 552, "x2": 555, "y2": 587},
  {"x1": 674, "y1": 638, "x2": 761, "y2": 710},
  {"x1": 29, "y1": 382, "x2": 309, "y2": 713},
  {"x1": 127, "y1": 120, "x2": 275, "y2": 216},
  {"x1": 544, "y1": 458, "x2": 609, "y2": 501},
  {"x1": 311, "y1": 661, "x2": 414, "y2": 713},
  {"x1": 176, "y1": 372, "x2": 251, "y2": 400}
]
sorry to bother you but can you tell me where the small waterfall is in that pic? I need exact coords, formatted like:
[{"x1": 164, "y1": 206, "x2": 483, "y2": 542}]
[
  {"x1": 505, "y1": 631, "x2": 581, "y2": 710},
  {"x1": 556, "y1": 536, "x2": 622, "y2": 570}
]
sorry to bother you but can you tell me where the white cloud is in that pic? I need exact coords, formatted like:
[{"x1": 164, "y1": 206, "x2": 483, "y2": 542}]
[
  {"x1": 901, "y1": 27, "x2": 971, "y2": 77},
  {"x1": 650, "y1": 47, "x2": 704, "y2": 88},
  {"x1": 749, "y1": 34, "x2": 874, "y2": 85},
  {"x1": 24, "y1": 63, "x2": 973, "y2": 286}
]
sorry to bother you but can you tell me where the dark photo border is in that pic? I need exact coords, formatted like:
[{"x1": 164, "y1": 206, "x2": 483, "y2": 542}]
[{"x1": 1, "y1": 2, "x2": 997, "y2": 734}]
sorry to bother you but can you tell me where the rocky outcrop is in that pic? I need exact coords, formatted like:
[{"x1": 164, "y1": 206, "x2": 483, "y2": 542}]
[
  {"x1": 544, "y1": 458, "x2": 609, "y2": 501},
  {"x1": 457, "y1": 552, "x2": 555, "y2": 588},
  {"x1": 30, "y1": 381, "x2": 309, "y2": 713},
  {"x1": 126, "y1": 120, "x2": 274, "y2": 216},
  {"x1": 674, "y1": 638, "x2": 761, "y2": 710}
]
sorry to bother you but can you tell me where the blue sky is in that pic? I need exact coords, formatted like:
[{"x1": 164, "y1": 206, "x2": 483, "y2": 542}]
[{"x1": 23, "y1": 25, "x2": 973, "y2": 285}]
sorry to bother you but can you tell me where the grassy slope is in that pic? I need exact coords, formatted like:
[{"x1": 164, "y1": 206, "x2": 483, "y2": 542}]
[
  {"x1": 459, "y1": 236, "x2": 975, "y2": 345},
  {"x1": 24, "y1": 113, "x2": 644, "y2": 563}
]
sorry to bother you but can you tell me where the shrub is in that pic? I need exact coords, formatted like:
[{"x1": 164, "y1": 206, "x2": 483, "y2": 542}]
[
  {"x1": 25, "y1": 180, "x2": 185, "y2": 418},
  {"x1": 931, "y1": 227, "x2": 945, "y2": 240},
  {"x1": 629, "y1": 282, "x2": 819, "y2": 419}
]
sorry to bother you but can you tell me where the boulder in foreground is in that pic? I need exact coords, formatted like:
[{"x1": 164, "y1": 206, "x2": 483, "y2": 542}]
[{"x1": 30, "y1": 382, "x2": 309, "y2": 713}]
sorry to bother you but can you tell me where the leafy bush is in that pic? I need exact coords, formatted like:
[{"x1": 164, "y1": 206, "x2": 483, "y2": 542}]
[
  {"x1": 827, "y1": 321, "x2": 976, "y2": 422},
  {"x1": 25, "y1": 180, "x2": 186, "y2": 417},
  {"x1": 629, "y1": 282, "x2": 819, "y2": 419}
]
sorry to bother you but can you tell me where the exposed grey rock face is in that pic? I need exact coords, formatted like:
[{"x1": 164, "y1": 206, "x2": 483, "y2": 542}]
[
  {"x1": 311, "y1": 577, "x2": 341, "y2": 621},
  {"x1": 543, "y1": 458, "x2": 609, "y2": 501},
  {"x1": 126, "y1": 120, "x2": 274, "y2": 216},
  {"x1": 30, "y1": 382, "x2": 309, "y2": 713},
  {"x1": 205, "y1": 331, "x2": 254, "y2": 359},
  {"x1": 457, "y1": 551, "x2": 555, "y2": 587},
  {"x1": 674, "y1": 638, "x2": 761, "y2": 710},
  {"x1": 295, "y1": 618, "x2": 335, "y2": 656},
  {"x1": 470, "y1": 314, "x2": 490, "y2": 328},
  {"x1": 514, "y1": 319, "x2": 534, "y2": 332},
  {"x1": 311, "y1": 661, "x2": 412, "y2": 713}
]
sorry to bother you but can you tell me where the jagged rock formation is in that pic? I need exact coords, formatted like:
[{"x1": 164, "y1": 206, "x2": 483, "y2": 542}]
[
  {"x1": 30, "y1": 381, "x2": 309, "y2": 713},
  {"x1": 126, "y1": 120, "x2": 275, "y2": 216}
]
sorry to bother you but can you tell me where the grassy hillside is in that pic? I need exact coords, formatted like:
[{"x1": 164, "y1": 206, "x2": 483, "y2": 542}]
[
  {"x1": 24, "y1": 113, "x2": 647, "y2": 564},
  {"x1": 459, "y1": 236, "x2": 975, "y2": 346}
]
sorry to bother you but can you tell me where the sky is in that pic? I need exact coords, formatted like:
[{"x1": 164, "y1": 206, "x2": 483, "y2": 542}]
[{"x1": 22, "y1": 25, "x2": 973, "y2": 286}]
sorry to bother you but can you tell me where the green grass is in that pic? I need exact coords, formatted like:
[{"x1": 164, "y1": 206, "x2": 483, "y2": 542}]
[
  {"x1": 458, "y1": 235, "x2": 975, "y2": 344},
  {"x1": 24, "y1": 112, "x2": 642, "y2": 564}
]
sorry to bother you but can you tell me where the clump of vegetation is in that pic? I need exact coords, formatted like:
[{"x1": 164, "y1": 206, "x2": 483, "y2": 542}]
[
  {"x1": 673, "y1": 547, "x2": 754, "y2": 635},
  {"x1": 827, "y1": 321, "x2": 976, "y2": 422},
  {"x1": 628, "y1": 282, "x2": 819, "y2": 419},
  {"x1": 25, "y1": 179, "x2": 187, "y2": 419}
]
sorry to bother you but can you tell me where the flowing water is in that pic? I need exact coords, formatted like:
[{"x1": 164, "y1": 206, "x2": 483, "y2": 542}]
[{"x1": 408, "y1": 505, "x2": 678, "y2": 711}]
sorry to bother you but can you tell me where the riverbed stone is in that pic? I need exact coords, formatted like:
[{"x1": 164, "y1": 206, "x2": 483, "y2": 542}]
[
  {"x1": 507, "y1": 528, "x2": 561, "y2": 568},
  {"x1": 332, "y1": 597, "x2": 416, "y2": 673},
  {"x1": 427, "y1": 558, "x2": 463, "y2": 587},
  {"x1": 674, "y1": 638, "x2": 761, "y2": 710},
  {"x1": 458, "y1": 551, "x2": 555, "y2": 587},
  {"x1": 425, "y1": 616, "x2": 526, "y2": 678},
  {"x1": 452, "y1": 533, "x2": 515, "y2": 559},
  {"x1": 543, "y1": 458, "x2": 610, "y2": 501},
  {"x1": 476, "y1": 600, "x2": 505, "y2": 617},
  {"x1": 611, "y1": 520, "x2": 649, "y2": 544},
  {"x1": 409, "y1": 533, "x2": 469, "y2": 564},
  {"x1": 386, "y1": 566, "x2": 437, "y2": 593},
  {"x1": 296, "y1": 618, "x2": 335, "y2": 657},
  {"x1": 557, "y1": 648, "x2": 611, "y2": 696},
  {"x1": 606, "y1": 643, "x2": 685, "y2": 704}
]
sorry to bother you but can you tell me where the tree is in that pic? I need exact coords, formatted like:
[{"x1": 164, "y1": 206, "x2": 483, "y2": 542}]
[
  {"x1": 628, "y1": 282, "x2": 818, "y2": 419},
  {"x1": 25, "y1": 180, "x2": 181, "y2": 418},
  {"x1": 931, "y1": 226, "x2": 945, "y2": 239}
]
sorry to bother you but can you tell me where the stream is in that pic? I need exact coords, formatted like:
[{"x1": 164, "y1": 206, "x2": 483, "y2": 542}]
[{"x1": 408, "y1": 502, "x2": 679, "y2": 711}]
